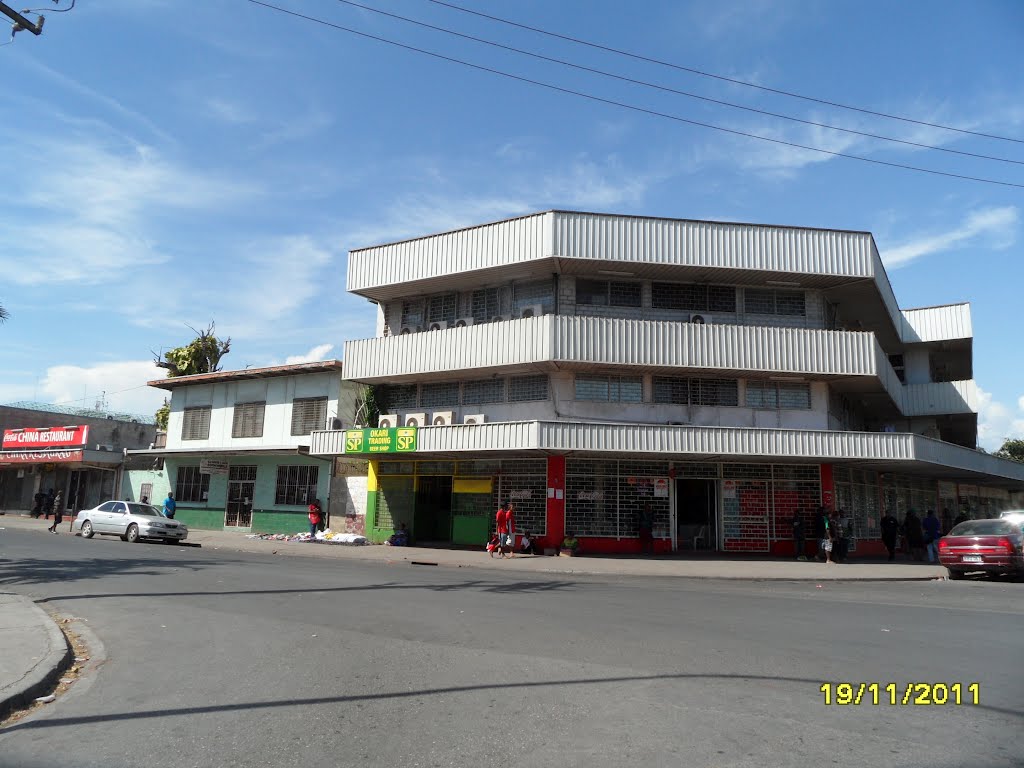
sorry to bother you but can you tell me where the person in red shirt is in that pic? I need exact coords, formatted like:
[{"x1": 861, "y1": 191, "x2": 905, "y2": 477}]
[
  {"x1": 308, "y1": 499, "x2": 323, "y2": 538},
  {"x1": 505, "y1": 502, "x2": 516, "y2": 548},
  {"x1": 495, "y1": 501, "x2": 512, "y2": 551}
]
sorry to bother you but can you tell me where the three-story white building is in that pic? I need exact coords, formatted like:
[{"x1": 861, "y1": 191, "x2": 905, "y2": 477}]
[{"x1": 311, "y1": 211, "x2": 1024, "y2": 554}]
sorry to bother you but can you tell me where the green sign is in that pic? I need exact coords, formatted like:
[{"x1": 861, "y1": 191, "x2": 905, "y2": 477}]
[{"x1": 344, "y1": 427, "x2": 417, "y2": 454}]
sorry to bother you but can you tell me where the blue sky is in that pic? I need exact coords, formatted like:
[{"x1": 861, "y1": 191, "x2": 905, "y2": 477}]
[{"x1": 0, "y1": 0, "x2": 1021, "y2": 447}]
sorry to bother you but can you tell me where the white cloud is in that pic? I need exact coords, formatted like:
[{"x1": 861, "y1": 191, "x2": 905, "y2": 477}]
[
  {"x1": 0, "y1": 136, "x2": 258, "y2": 287},
  {"x1": 977, "y1": 386, "x2": 1024, "y2": 452},
  {"x1": 0, "y1": 360, "x2": 168, "y2": 420},
  {"x1": 285, "y1": 344, "x2": 336, "y2": 364},
  {"x1": 882, "y1": 206, "x2": 1019, "y2": 269}
]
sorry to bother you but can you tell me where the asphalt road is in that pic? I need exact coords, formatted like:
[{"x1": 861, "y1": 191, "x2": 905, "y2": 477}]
[{"x1": 0, "y1": 527, "x2": 1021, "y2": 768}]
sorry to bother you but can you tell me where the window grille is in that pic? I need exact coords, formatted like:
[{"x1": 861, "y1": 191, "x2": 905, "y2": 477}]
[
  {"x1": 427, "y1": 294, "x2": 458, "y2": 324},
  {"x1": 275, "y1": 465, "x2": 319, "y2": 505},
  {"x1": 576, "y1": 280, "x2": 641, "y2": 307},
  {"x1": 653, "y1": 376, "x2": 690, "y2": 405},
  {"x1": 744, "y1": 288, "x2": 806, "y2": 316},
  {"x1": 471, "y1": 288, "x2": 501, "y2": 321},
  {"x1": 231, "y1": 401, "x2": 266, "y2": 438},
  {"x1": 746, "y1": 381, "x2": 811, "y2": 409},
  {"x1": 420, "y1": 382, "x2": 460, "y2": 407},
  {"x1": 384, "y1": 384, "x2": 418, "y2": 410},
  {"x1": 508, "y1": 375, "x2": 549, "y2": 402},
  {"x1": 651, "y1": 283, "x2": 737, "y2": 312},
  {"x1": 463, "y1": 378, "x2": 506, "y2": 405},
  {"x1": 291, "y1": 397, "x2": 327, "y2": 436},
  {"x1": 512, "y1": 279, "x2": 555, "y2": 314},
  {"x1": 691, "y1": 378, "x2": 739, "y2": 407},
  {"x1": 181, "y1": 406, "x2": 211, "y2": 441},
  {"x1": 400, "y1": 300, "x2": 424, "y2": 327},
  {"x1": 608, "y1": 281, "x2": 641, "y2": 307},
  {"x1": 174, "y1": 466, "x2": 209, "y2": 502},
  {"x1": 575, "y1": 375, "x2": 643, "y2": 402}
]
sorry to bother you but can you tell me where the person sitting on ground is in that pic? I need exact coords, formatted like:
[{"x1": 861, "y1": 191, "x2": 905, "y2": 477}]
[
  {"x1": 386, "y1": 522, "x2": 409, "y2": 546},
  {"x1": 519, "y1": 530, "x2": 539, "y2": 555},
  {"x1": 557, "y1": 531, "x2": 581, "y2": 557}
]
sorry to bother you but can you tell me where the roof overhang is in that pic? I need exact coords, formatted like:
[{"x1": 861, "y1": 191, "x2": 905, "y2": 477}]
[{"x1": 126, "y1": 446, "x2": 325, "y2": 458}]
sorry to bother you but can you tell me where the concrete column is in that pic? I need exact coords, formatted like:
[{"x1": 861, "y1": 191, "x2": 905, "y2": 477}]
[{"x1": 545, "y1": 455, "x2": 565, "y2": 549}]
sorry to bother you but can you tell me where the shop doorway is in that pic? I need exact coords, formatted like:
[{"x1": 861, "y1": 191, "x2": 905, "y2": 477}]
[
  {"x1": 226, "y1": 466, "x2": 256, "y2": 527},
  {"x1": 676, "y1": 479, "x2": 717, "y2": 551},
  {"x1": 414, "y1": 475, "x2": 453, "y2": 543}
]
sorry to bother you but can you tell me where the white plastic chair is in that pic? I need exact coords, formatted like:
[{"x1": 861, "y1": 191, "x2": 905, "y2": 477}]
[{"x1": 692, "y1": 525, "x2": 708, "y2": 550}]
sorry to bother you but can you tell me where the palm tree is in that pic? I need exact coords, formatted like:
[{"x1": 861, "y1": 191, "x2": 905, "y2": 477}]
[{"x1": 0, "y1": 304, "x2": 8, "y2": 323}]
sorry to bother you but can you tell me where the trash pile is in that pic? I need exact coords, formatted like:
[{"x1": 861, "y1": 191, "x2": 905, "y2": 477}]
[{"x1": 246, "y1": 529, "x2": 368, "y2": 545}]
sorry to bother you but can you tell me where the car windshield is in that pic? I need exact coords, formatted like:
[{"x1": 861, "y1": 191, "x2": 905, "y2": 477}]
[
  {"x1": 949, "y1": 519, "x2": 1015, "y2": 536},
  {"x1": 127, "y1": 503, "x2": 164, "y2": 517}
]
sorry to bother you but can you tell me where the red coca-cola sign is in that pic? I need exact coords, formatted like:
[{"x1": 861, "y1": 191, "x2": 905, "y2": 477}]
[{"x1": 2, "y1": 425, "x2": 89, "y2": 450}]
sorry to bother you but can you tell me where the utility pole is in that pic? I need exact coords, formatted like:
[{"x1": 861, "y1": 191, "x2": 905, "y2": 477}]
[{"x1": 0, "y1": 2, "x2": 44, "y2": 36}]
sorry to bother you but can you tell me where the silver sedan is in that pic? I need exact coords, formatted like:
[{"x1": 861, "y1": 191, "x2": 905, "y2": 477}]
[{"x1": 74, "y1": 501, "x2": 189, "y2": 544}]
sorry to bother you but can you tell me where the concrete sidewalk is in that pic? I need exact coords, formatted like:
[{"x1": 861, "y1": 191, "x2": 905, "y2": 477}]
[
  {"x1": 1, "y1": 513, "x2": 948, "y2": 581},
  {"x1": 0, "y1": 592, "x2": 71, "y2": 721}
]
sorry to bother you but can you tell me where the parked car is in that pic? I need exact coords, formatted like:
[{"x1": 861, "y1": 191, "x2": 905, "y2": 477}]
[
  {"x1": 74, "y1": 501, "x2": 189, "y2": 544},
  {"x1": 938, "y1": 518, "x2": 1024, "y2": 580},
  {"x1": 998, "y1": 509, "x2": 1024, "y2": 525}
]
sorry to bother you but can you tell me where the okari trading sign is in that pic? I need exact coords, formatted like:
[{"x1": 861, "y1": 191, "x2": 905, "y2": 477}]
[{"x1": 343, "y1": 427, "x2": 417, "y2": 454}]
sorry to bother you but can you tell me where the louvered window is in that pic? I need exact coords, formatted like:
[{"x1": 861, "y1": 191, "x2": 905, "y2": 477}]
[
  {"x1": 576, "y1": 280, "x2": 641, "y2": 307},
  {"x1": 291, "y1": 397, "x2": 327, "y2": 436},
  {"x1": 508, "y1": 375, "x2": 549, "y2": 402},
  {"x1": 231, "y1": 401, "x2": 266, "y2": 438},
  {"x1": 471, "y1": 288, "x2": 501, "y2": 321},
  {"x1": 691, "y1": 379, "x2": 739, "y2": 407},
  {"x1": 652, "y1": 283, "x2": 736, "y2": 312},
  {"x1": 463, "y1": 379, "x2": 506, "y2": 405},
  {"x1": 745, "y1": 381, "x2": 811, "y2": 409},
  {"x1": 575, "y1": 375, "x2": 643, "y2": 402},
  {"x1": 181, "y1": 406, "x2": 212, "y2": 441},
  {"x1": 744, "y1": 288, "x2": 806, "y2": 316}
]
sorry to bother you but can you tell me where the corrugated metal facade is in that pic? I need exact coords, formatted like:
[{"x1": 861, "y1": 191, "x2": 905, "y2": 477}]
[
  {"x1": 551, "y1": 212, "x2": 875, "y2": 277},
  {"x1": 343, "y1": 315, "x2": 884, "y2": 381},
  {"x1": 346, "y1": 213, "x2": 549, "y2": 293},
  {"x1": 900, "y1": 304, "x2": 973, "y2": 343},
  {"x1": 902, "y1": 380, "x2": 978, "y2": 416},
  {"x1": 310, "y1": 421, "x2": 1024, "y2": 483}
]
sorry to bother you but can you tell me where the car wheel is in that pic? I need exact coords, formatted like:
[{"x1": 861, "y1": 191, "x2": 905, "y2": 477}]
[
  {"x1": 126, "y1": 524, "x2": 141, "y2": 544},
  {"x1": 946, "y1": 568, "x2": 964, "y2": 580},
  {"x1": 80, "y1": 520, "x2": 94, "y2": 539},
  {"x1": 163, "y1": 538, "x2": 176, "y2": 544}
]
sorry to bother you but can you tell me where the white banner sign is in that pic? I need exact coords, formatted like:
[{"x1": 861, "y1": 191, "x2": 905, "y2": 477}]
[{"x1": 200, "y1": 458, "x2": 229, "y2": 475}]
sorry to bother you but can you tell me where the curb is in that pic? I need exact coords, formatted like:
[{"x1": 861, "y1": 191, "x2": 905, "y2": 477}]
[{"x1": 0, "y1": 598, "x2": 72, "y2": 722}]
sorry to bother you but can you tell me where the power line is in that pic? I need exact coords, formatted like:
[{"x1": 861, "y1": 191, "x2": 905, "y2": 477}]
[
  {"x1": 245, "y1": 0, "x2": 1024, "y2": 189},
  {"x1": 426, "y1": 0, "x2": 1024, "y2": 146},
  {"x1": 332, "y1": 0, "x2": 1023, "y2": 166}
]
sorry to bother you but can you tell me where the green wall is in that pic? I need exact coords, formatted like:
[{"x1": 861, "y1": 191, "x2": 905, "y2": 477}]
[{"x1": 130, "y1": 455, "x2": 332, "y2": 534}]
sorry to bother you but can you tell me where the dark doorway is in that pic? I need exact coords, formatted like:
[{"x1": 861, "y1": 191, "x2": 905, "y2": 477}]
[
  {"x1": 414, "y1": 475, "x2": 454, "y2": 543},
  {"x1": 676, "y1": 479, "x2": 716, "y2": 551}
]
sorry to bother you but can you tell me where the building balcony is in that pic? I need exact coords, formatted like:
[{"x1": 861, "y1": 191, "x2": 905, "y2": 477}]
[{"x1": 901, "y1": 380, "x2": 978, "y2": 416}]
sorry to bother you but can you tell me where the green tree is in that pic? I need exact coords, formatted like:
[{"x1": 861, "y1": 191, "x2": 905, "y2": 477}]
[
  {"x1": 994, "y1": 438, "x2": 1024, "y2": 464},
  {"x1": 354, "y1": 385, "x2": 383, "y2": 428},
  {"x1": 0, "y1": 304, "x2": 8, "y2": 323},
  {"x1": 154, "y1": 322, "x2": 231, "y2": 377},
  {"x1": 154, "y1": 399, "x2": 170, "y2": 431}
]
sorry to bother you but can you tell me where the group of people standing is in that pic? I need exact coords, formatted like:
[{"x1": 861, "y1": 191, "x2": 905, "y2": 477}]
[{"x1": 793, "y1": 505, "x2": 951, "y2": 564}]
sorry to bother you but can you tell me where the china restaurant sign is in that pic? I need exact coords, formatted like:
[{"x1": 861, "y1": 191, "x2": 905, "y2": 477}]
[{"x1": 2, "y1": 425, "x2": 90, "y2": 450}]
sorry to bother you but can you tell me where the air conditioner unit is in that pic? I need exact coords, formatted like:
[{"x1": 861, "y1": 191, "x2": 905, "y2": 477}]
[
  {"x1": 490, "y1": 314, "x2": 512, "y2": 323},
  {"x1": 519, "y1": 304, "x2": 543, "y2": 319},
  {"x1": 427, "y1": 321, "x2": 449, "y2": 331},
  {"x1": 377, "y1": 414, "x2": 399, "y2": 429},
  {"x1": 453, "y1": 316, "x2": 475, "y2": 328},
  {"x1": 463, "y1": 413, "x2": 486, "y2": 425},
  {"x1": 431, "y1": 411, "x2": 455, "y2": 426},
  {"x1": 399, "y1": 325, "x2": 421, "y2": 335},
  {"x1": 689, "y1": 313, "x2": 712, "y2": 325},
  {"x1": 403, "y1": 412, "x2": 427, "y2": 428}
]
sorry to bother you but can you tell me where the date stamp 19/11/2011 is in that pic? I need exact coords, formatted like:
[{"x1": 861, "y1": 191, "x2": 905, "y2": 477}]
[{"x1": 820, "y1": 682, "x2": 980, "y2": 706}]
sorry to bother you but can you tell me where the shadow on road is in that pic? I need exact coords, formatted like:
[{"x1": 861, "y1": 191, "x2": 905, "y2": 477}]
[
  {"x1": 3, "y1": 671, "x2": 1020, "y2": 733},
  {"x1": 0, "y1": 554, "x2": 234, "y2": 588}
]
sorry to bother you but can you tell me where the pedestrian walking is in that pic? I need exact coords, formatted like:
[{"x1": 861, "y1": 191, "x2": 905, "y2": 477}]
[
  {"x1": 880, "y1": 510, "x2": 900, "y2": 561},
  {"x1": 814, "y1": 506, "x2": 829, "y2": 561},
  {"x1": 32, "y1": 490, "x2": 44, "y2": 518},
  {"x1": 47, "y1": 491, "x2": 64, "y2": 533},
  {"x1": 495, "y1": 501, "x2": 512, "y2": 552},
  {"x1": 308, "y1": 499, "x2": 323, "y2": 538},
  {"x1": 791, "y1": 512, "x2": 806, "y2": 560},
  {"x1": 903, "y1": 509, "x2": 925, "y2": 561},
  {"x1": 923, "y1": 509, "x2": 942, "y2": 562},
  {"x1": 43, "y1": 488, "x2": 55, "y2": 520},
  {"x1": 162, "y1": 492, "x2": 177, "y2": 519},
  {"x1": 638, "y1": 502, "x2": 655, "y2": 555}
]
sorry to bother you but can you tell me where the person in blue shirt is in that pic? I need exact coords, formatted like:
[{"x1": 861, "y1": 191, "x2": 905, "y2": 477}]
[
  {"x1": 163, "y1": 492, "x2": 177, "y2": 519},
  {"x1": 922, "y1": 509, "x2": 942, "y2": 562}
]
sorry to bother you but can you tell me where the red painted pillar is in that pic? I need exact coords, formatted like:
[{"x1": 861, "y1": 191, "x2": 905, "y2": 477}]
[
  {"x1": 546, "y1": 455, "x2": 566, "y2": 549},
  {"x1": 820, "y1": 463, "x2": 835, "y2": 510}
]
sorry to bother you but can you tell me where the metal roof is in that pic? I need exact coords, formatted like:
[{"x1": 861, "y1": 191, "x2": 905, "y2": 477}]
[{"x1": 147, "y1": 360, "x2": 344, "y2": 391}]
